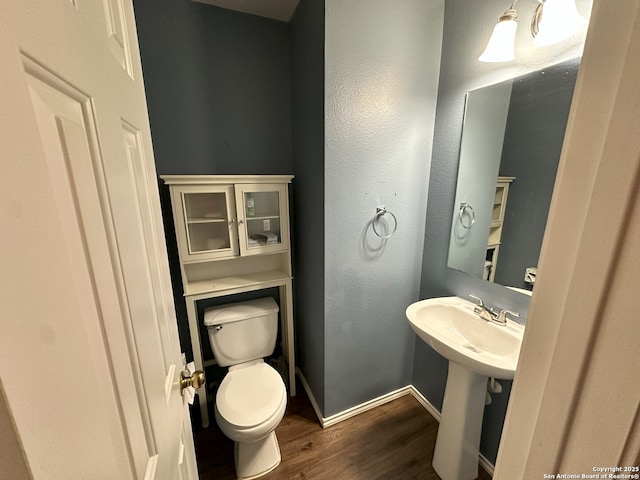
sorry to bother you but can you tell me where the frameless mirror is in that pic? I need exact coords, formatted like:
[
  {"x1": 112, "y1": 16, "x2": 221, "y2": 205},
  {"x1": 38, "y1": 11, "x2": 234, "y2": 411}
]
[{"x1": 447, "y1": 58, "x2": 580, "y2": 291}]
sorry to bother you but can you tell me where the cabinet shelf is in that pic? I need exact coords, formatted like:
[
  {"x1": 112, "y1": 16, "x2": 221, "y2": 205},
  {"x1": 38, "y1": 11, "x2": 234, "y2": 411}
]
[
  {"x1": 187, "y1": 217, "x2": 228, "y2": 224},
  {"x1": 486, "y1": 176, "x2": 514, "y2": 283},
  {"x1": 184, "y1": 269, "x2": 292, "y2": 297},
  {"x1": 246, "y1": 215, "x2": 280, "y2": 221}
]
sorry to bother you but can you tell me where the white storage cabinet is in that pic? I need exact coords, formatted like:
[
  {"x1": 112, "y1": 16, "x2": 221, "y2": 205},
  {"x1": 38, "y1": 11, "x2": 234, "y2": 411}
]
[{"x1": 161, "y1": 175, "x2": 295, "y2": 428}]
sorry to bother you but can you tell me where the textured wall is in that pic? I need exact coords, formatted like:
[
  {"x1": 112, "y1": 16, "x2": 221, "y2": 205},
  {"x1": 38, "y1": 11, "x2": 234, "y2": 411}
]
[
  {"x1": 495, "y1": 60, "x2": 579, "y2": 288},
  {"x1": 416, "y1": 0, "x2": 592, "y2": 464},
  {"x1": 133, "y1": 0, "x2": 294, "y2": 365},
  {"x1": 133, "y1": 0, "x2": 292, "y2": 176},
  {"x1": 323, "y1": 0, "x2": 444, "y2": 416},
  {"x1": 290, "y1": 0, "x2": 326, "y2": 412}
]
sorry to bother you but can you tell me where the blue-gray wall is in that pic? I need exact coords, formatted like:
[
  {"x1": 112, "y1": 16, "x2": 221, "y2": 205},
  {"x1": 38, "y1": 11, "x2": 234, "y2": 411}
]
[
  {"x1": 133, "y1": 0, "x2": 292, "y2": 175},
  {"x1": 322, "y1": 0, "x2": 443, "y2": 416},
  {"x1": 133, "y1": 0, "x2": 293, "y2": 364},
  {"x1": 415, "y1": 0, "x2": 591, "y2": 464},
  {"x1": 290, "y1": 0, "x2": 444, "y2": 418},
  {"x1": 495, "y1": 61, "x2": 579, "y2": 288},
  {"x1": 290, "y1": 0, "x2": 326, "y2": 413},
  {"x1": 135, "y1": 0, "x2": 590, "y2": 466}
]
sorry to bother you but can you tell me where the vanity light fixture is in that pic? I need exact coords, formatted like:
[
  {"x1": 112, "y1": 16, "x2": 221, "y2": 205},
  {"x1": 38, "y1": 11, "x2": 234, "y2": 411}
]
[
  {"x1": 478, "y1": 3, "x2": 519, "y2": 63},
  {"x1": 479, "y1": 0, "x2": 586, "y2": 63},
  {"x1": 531, "y1": 0, "x2": 586, "y2": 46}
]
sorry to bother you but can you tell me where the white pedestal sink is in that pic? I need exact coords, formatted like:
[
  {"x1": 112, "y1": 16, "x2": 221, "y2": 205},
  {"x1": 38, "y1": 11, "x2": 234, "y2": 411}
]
[{"x1": 406, "y1": 296, "x2": 524, "y2": 480}]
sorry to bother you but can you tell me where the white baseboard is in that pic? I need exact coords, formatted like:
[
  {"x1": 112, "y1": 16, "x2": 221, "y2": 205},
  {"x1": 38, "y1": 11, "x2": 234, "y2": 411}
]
[
  {"x1": 323, "y1": 386, "x2": 413, "y2": 428},
  {"x1": 295, "y1": 369, "x2": 495, "y2": 475},
  {"x1": 295, "y1": 368, "x2": 324, "y2": 426},
  {"x1": 478, "y1": 453, "x2": 495, "y2": 477},
  {"x1": 296, "y1": 369, "x2": 413, "y2": 428},
  {"x1": 407, "y1": 385, "x2": 441, "y2": 421}
]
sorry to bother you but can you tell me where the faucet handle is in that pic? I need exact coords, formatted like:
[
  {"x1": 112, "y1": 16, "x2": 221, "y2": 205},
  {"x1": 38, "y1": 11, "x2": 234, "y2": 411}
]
[
  {"x1": 468, "y1": 293, "x2": 484, "y2": 307},
  {"x1": 496, "y1": 309, "x2": 520, "y2": 322}
]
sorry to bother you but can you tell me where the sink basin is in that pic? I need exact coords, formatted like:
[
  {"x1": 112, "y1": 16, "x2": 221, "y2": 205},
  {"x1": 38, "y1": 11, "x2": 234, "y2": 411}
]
[
  {"x1": 406, "y1": 296, "x2": 525, "y2": 480},
  {"x1": 406, "y1": 296, "x2": 523, "y2": 379}
]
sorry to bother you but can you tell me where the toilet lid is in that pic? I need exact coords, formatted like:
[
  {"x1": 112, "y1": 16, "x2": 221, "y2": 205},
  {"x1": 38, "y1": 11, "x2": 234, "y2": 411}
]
[{"x1": 216, "y1": 363, "x2": 286, "y2": 428}]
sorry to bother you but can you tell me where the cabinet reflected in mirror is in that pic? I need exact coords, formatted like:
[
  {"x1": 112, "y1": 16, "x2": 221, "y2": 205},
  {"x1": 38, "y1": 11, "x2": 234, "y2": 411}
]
[{"x1": 447, "y1": 59, "x2": 580, "y2": 291}]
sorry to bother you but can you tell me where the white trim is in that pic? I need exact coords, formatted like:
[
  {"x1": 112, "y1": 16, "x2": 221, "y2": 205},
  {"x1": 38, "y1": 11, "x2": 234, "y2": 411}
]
[
  {"x1": 295, "y1": 371, "x2": 495, "y2": 474},
  {"x1": 322, "y1": 386, "x2": 413, "y2": 428},
  {"x1": 407, "y1": 385, "x2": 441, "y2": 421},
  {"x1": 160, "y1": 174, "x2": 294, "y2": 185},
  {"x1": 479, "y1": 453, "x2": 495, "y2": 477},
  {"x1": 143, "y1": 455, "x2": 158, "y2": 480},
  {"x1": 296, "y1": 369, "x2": 413, "y2": 428},
  {"x1": 295, "y1": 368, "x2": 325, "y2": 427}
]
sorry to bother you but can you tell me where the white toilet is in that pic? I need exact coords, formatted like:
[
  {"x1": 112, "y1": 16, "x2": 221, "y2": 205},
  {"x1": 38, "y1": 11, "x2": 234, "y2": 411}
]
[{"x1": 204, "y1": 297, "x2": 287, "y2": 480}]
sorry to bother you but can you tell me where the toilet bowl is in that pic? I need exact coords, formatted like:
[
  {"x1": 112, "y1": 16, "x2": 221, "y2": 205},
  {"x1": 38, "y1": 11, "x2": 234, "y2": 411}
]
[
  {"x1": 215, "y1": 360, "x2": 287, "y2": 479},
  {"x1": 204, "y1": 297, "x2": 286, "y2": 480}
]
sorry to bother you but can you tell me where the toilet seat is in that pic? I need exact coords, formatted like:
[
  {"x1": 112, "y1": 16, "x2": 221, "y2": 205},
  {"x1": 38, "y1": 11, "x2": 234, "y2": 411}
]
[{"x1": 216, "y1": 360, "x2": 286, "y2": 429}]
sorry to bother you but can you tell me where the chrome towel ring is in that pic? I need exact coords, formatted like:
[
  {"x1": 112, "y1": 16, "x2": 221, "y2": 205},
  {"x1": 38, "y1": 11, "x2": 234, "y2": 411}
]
[
  {"x1": 459, "y1": 202, "x2": 475, "y2": 229},
  {"x1": 372, "y1": 206, "x2": 398, "y2": 239}
]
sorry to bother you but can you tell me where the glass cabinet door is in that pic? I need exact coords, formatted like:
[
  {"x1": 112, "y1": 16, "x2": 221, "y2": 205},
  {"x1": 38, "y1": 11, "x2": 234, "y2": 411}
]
[
  {"x1": 235, "y1": 184, "x2": 288, "y2": 256},
  {"x1": 177, "y1": 185, "x2": 238, "y2": 260}
]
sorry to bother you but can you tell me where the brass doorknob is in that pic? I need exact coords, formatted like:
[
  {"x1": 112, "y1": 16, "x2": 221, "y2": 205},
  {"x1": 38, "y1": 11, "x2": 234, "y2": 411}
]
[{"x1": 180, "y1": 369, "x2": 205, "y2": 395}]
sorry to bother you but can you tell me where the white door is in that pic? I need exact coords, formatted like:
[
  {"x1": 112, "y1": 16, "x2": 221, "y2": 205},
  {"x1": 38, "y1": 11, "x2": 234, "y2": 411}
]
[{"x1": 0, "y1": 1, "x2": 199, "y2": 479}]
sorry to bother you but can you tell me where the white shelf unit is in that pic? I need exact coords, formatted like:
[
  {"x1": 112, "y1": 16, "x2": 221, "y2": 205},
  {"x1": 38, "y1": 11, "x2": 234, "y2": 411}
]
[
  {"x1": 161, "y1": 175, "x2": 295, "y2": 428},
  {"x1": 485, "y1": 176, "x2": 515, "y2": 282}
]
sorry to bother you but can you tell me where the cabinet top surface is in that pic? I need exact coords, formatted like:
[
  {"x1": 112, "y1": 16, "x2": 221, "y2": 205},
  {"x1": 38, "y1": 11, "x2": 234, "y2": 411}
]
[
  {"x1": 497, "y1": 176, "x2": 515, "y2": 183},
  {"x1": 161, "y1": 174, "x2": 294, "y2": 185}
]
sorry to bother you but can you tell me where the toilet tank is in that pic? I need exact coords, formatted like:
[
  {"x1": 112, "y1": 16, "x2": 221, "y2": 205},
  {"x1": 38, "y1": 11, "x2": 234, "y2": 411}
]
[{"x1": 204, "y1": 297, "x2": 279, "y2": 367}]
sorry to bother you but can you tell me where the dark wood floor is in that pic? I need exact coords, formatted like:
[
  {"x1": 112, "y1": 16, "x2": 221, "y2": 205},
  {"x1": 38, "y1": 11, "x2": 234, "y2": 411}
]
[{"x1": 193, "y1": 382, "x2": 492, "y2": 480}]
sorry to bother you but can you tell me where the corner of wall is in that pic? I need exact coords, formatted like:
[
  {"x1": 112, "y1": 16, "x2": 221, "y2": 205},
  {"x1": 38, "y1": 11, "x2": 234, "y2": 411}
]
[{"x1": 290, "y1": 0, "x2": 327, "y2": 415}]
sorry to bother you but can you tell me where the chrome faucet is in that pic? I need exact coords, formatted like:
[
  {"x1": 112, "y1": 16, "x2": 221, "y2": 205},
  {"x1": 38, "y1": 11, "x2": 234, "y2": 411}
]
[{"x1": 468, "y1": 293, "x2": 519, "y2": 326}]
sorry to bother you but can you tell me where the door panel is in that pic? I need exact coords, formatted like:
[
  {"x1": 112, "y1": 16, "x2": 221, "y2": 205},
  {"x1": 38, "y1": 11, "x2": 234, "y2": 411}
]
[
  {"x1": 103, "y1": 0, "x2": 134, "y2": 76},
  {"x1": 0, "y1": 1, "x2": 198, "y2": 478},
  {"x1": 21, "y1": 53, "x2": 147, "y2": 480}
]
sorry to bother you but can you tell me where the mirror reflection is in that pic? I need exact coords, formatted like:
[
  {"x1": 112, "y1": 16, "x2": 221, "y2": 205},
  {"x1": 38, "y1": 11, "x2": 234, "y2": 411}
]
[{"x1": 447, "y1": 58, "x2": 580, "y2": 291}]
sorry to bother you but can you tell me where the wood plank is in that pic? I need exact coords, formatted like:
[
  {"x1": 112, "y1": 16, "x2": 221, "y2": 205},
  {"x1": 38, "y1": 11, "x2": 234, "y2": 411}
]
[{"x1": 193, "y1": 381, "x2": 492, "y2": 479}]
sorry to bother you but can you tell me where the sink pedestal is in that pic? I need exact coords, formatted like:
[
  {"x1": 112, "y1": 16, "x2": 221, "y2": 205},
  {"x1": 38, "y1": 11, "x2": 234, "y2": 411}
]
[
  {"x1": 406, "y1": 296, "x2": 524, "y2": 479},
  {"x1": 433, "y1": 361, "x2": 487, "y2": 480}
]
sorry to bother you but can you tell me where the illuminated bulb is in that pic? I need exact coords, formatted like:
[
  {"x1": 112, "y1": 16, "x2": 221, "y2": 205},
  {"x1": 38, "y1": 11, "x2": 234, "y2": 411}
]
[
  {"x1": 479, "y1": 9, "x2": 518, "y2": 63},
  {"x1": 532, "y1": 0, "x2": 586, "y2": 46}
]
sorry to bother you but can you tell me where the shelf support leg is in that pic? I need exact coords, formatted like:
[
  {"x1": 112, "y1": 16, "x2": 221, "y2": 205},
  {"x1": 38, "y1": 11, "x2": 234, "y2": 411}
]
[
  {"x1": 185, "y1": 296, "x2": 209, "y2": 427},
  {"x1": 279, "y1": 280, "x2": 296, "y2": 396}
]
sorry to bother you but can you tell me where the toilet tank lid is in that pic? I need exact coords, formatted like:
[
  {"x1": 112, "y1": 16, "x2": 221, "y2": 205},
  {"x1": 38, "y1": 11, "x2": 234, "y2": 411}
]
[{"x1": 204, "y1": 297, "x2": 279, "y2": 326}]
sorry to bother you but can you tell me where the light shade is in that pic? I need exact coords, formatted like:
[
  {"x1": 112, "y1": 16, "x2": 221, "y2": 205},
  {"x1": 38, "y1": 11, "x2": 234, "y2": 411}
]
[
  {"x1": 531, "y1": 0, "x2": 586, "y2": 46},
  {"x1": 479, "y1": 9, "x2": 518, "y2": 63}
]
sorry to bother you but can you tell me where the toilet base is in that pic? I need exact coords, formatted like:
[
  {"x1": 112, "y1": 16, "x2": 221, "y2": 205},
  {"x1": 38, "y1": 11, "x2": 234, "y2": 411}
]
[{"x1": 235, "y1": 431, "x2": 281, "y2": 480}]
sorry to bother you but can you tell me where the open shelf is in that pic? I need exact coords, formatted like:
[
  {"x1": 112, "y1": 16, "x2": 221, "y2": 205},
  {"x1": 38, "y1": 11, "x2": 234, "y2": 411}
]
[
  {"x1": 184, "y1": 269, "x2": 292, "y2": 297},
  {"x1": 161, "y1": 175, "x2": 296, "y2": 429}
]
